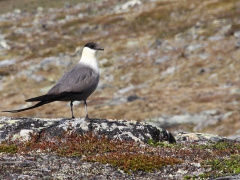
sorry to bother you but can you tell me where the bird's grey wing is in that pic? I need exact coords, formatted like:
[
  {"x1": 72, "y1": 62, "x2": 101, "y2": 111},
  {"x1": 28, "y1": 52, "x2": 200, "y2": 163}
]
[
  {"x1": 25, "y1": 92, "x2": 79, "y2": 102},
  {"x1": 48, "y1": 64, "x2": 98, "y2": 94},
  {"x1": 26, "y1": 64, "x2": 98, "y2": 102}
]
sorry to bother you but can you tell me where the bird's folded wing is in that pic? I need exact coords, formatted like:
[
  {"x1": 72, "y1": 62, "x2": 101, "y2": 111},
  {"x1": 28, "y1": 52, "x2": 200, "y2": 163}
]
[
  {"x1": 26, "y1": 64, "x2": 97, "y2": 102},
  {"x1": 49, "y1": 64, "x2": 98, "y2": 94},
  {"x1": 26, "y1": 92, "x2": 82, "y2": 102}
]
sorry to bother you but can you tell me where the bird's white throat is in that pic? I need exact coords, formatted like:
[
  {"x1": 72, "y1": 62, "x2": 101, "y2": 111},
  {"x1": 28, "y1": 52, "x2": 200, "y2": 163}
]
[{"x1": 79, "y1": 47, "x2": 99, "y2": 72}]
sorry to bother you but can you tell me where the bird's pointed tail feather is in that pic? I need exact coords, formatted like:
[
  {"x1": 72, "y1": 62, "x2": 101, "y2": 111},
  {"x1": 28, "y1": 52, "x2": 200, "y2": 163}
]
[
  {"x1": 2, "y1": 101, "x2": 49, "y2": 113},
  {"x1": 3, "y1": 92, "x2": 82, "y2": 113}
]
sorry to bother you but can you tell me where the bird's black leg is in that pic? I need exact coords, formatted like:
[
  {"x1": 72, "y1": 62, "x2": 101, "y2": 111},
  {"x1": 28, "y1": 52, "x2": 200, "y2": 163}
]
[
  {"x1": 84, "y1": 100, "x2": 90, "y2": 120},
  {"x1": 70, "y1": 101, "x2": 75, "y2": 119}
]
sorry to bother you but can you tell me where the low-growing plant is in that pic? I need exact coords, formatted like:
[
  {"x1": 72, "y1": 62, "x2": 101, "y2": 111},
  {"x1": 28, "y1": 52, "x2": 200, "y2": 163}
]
[
  {"x1": 201, "y1": 155, "x2": 240, "y2": 178},
  {"x1": 0, "y1": 142, "x2": 18, "y2": 154},
  {"x1": 85, "y1": 152, "x2": 182, "y2": 174},
  {"x1": 147, "y1": 139, "x2": 175, "y2": 148}
]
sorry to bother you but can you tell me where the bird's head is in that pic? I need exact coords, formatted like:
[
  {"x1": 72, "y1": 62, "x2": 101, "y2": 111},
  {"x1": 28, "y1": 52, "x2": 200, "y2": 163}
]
[
  {"x1": 80, "y1": 42, "x2": 104, "y2": 70},
  {"x1": 84, "y1": 42, "x2": 104, "y2": 51},
  {"x1": 82, "y1": 42, "x2": 104, "y2": 57}
]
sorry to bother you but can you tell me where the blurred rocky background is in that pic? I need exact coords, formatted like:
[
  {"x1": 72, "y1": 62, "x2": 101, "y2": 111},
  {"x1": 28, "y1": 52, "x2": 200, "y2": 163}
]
[{"x1": 0, "y1": 0, "x2": 240, "y2": 138}]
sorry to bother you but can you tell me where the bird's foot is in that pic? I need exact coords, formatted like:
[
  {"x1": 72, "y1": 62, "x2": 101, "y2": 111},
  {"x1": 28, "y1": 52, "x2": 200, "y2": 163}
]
[
  {"x1": 85, "y1": 114, "x2": 91, "y2": 121},
  {"x1": 71, "y1": 116, "x2": 75, "y2": 119}
]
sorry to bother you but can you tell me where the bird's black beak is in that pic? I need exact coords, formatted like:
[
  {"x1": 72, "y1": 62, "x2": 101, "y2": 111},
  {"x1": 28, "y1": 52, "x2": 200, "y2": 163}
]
[{"x1": 98, "y1": 47, "x2": 104, "y2": 51}]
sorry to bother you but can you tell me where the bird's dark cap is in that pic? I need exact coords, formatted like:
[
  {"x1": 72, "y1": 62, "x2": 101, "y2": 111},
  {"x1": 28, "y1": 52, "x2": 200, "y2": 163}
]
[{"x1": 84, "y1": 42, "x2": 104, "y2": 51}]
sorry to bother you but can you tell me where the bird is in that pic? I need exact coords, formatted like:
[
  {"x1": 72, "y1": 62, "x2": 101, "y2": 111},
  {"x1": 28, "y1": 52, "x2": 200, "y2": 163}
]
[{"x1": 2, "y1": 42, "x2": 104, "y2": 119}]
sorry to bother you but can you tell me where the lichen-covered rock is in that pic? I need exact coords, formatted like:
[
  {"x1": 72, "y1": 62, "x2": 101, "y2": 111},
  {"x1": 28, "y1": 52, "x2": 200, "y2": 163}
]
[
  {"x1": 0, "y1": 117, "x2": 176, "y2": 143},
  {"x1": 175, "y1": 132, "x2": 239, "y2": 143}
]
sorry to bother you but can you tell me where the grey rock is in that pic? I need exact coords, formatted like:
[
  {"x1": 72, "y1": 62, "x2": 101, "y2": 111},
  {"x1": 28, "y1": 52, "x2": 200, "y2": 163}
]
[
  {"x1": 235, "y1": 40, "x2": 240, "y2": 48},
  {"x1": 0, "y1": 34, "x2": 5, "y2": 41},
  {"x1": 40, "y1": 57, "x2": 59, "y2": 71},
  {"x1": 147, "y1": 49, "x2": 156, "y2": 56},
  {"x1": 155, "y1": 39, "x2": 162, "y2": 48},
  {"x1": 230, "y1": 88, "x2": 240, "y2": 95},
  {"x1": 198, "y1": 68, "x2": 207, "y2": 74},
  {"x1": 0, "y1": 40, "x2": 11, "y2": 50},
  {"x1": 155, "y1": 55, "x2": 170, "y2": 64},
  {"x1": 117, "y1": 56, "x2": 134, "y2": 63},
  {"x1": 13, "y1": 9, "x2": 21, "y2": 14},
  {"x1": 37, "y1": 7, "x2": 44, "y2": 14},
  {"x1": 77, "y1": 13, "x2": 84, "y2": 18},
  {"x1": 0, "y1": 117, "x2": 175, "y2": 144},
  {"x1": 16, "y1": 63, "x2": 40, "y2": 79},
  {"x1": 31, "y1": 74, "x2": 46, "y2": 83},
  {"x1": 233, "y1": 31, "x2": 240, "y2": 38},
  {"x1": 186, "y1": 43, "x2": 205, "y2": 53},
  {"x1": 114, "y1": 0, "x2": 142, "y2": 12},
  {"x1": 144, "y1": 110, "x2": 227, "y2": 132},
  {"x1": 118, "y1": 85, "x2": 135, "y2": 94},
  {"x1": 65, "y1": 15, "x2": 76, "y2": 21},
  {"x1": 0, "y1": 59, "x2": 16, "y2": 67},
  {"x1": 202, "y1": 109, "x2": 220, "y2": 116},
  {"x1": 107, "y1": 97, "x2": 128, "y2": 105},
  {"x1": 64, "y1": 2, "x2": 71, "y2": 8},
  {"x1": 208, "y1": 35, "x2": 224, "y2": 42},
  {"x1": 176, "y1": 132, "x2": 232, "y2": 142},
  {"x1": 120, "y1": 72, "x2": 133, "y2": 82},
  {"x1": 228, "y1": 135, "x2": 240, "y2": 142},
  {"x1": 199, "y1": 53, "x2": 209, "y2": 60},
  {"x1": 127, "y1": 94, "x2": 141, "y2": 102},
  {"x1": 211, "y1": 174, "x2": 240, "y2": 180},
  {"x1": 103, "y1": 73, "x2": 114, "y2": 83},
  {"x1": 126, "y1": 40, "x2": 139, "y2": 48},
  {"x1": 40, "y1": 56, "x2": 70, "y2": 71},
  {"x1": 161, "y1": 66, "x2": 176, "y2": 76}
]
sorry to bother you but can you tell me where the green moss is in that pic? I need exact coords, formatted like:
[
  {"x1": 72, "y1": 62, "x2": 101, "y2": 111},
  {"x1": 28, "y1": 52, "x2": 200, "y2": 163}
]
[
  {"x1": 190, "y1": 141, "x2": 240, "y2": 152},
  {"x1": 184, "y1": 174, "x2": 208, "y2": 180},
  {"x1": 183, "y1": 175, "x2": 198, "y2": 180},
  {"x1": 201, "y1": 155, "x2": 240, "y2": 178},
  {"x1": 184, "y1": 175, "x2": 192, "y2": 179},
  {"x1": 147, "y1": 139, "x2": 175, "y2": 148},
  {"x1": 0, "y1": 143, "x2": 18, "y2": 154}
]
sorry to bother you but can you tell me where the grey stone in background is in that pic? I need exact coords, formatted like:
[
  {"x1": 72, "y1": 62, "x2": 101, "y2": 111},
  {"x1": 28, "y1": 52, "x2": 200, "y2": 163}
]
[
  {"x1": 144, "y1": 110, "x2": 233, "y2": 132},
  {"x1": 155, "y1": 55, "x2": 170, "y2": 64},
  {"x1": 40, "y1": 56, "x2": 71, "y2": 71},
  {"x1": 0, "y1": 59, "x2": 16, "y2": 68},
  {"x1": 175, "y1": 132, "x2": 237, "y2": 143}
]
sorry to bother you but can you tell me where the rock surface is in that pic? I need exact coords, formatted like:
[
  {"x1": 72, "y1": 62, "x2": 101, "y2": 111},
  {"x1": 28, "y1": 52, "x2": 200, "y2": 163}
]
[{"x1": 0, "y1": 117, "x2": 175, "y2": 143}]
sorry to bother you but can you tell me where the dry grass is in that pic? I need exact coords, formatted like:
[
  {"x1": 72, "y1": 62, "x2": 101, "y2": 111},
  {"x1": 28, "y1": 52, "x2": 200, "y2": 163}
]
[{"x1": 0, "y1": 0, "x2": 97, "y2": 14}]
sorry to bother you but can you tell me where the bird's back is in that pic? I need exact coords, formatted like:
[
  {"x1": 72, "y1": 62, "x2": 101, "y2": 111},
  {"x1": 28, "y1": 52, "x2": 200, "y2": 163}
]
[{"x1": 48, "y1": 63, "x2": 99, "y2": 100}]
